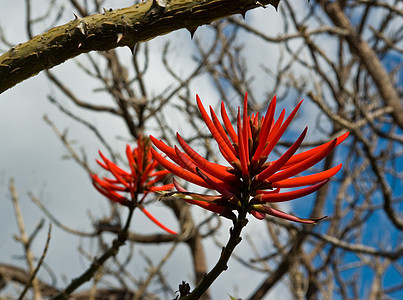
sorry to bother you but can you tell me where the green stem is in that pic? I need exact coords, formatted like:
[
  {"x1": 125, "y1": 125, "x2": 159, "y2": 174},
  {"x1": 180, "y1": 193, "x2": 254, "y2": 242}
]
[{"x1": 51, "y1": 205, "x2": 135, "y2": 300}]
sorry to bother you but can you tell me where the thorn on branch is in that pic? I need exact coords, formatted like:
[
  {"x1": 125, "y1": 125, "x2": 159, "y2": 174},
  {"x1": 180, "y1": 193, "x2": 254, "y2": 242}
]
[
  {"x1": 175, "y1": 281, "x2": 190, "y2": 299},
  {"x1": 141, "y1": 0, "x2": 166, "y2": 22},
  {"x1": 254, "y1": 0, "x2": 265, "y2": 7},
  {"x1": 76, "y1": 21, "x2": 86, "y2": 36},
  {"x1": 116, "y1": 33, "x2": 124, "y2": 43},
  {"x1": 102, "y1": 7, "x2": 114, "y2": 13},
  {"x1": 186, "y1": 26, "x2": 198, "y2": 39}
]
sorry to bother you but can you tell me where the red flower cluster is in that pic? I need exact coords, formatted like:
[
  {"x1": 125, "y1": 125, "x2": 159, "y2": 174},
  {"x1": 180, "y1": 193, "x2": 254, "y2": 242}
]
[
  {"x1": 151, "y1": 94, "x2": 348, "y2": 224},
  {"x1": 91, "y1": 136, "x2": 176, "y2": 234}
]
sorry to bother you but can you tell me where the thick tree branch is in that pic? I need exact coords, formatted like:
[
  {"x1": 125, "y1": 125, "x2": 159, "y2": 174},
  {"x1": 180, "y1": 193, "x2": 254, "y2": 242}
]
[
  {"x1": 0, "y1": 0, "x2": 280, "y2": 94},
  {"x1": 320, "y1": 1, "x2": 403, "y2": 130}
]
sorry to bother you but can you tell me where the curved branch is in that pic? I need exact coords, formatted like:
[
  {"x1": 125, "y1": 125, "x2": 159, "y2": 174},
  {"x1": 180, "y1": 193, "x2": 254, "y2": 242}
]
[{"x1": 0, "y1": 0, "x2": 280, "y2": 94}]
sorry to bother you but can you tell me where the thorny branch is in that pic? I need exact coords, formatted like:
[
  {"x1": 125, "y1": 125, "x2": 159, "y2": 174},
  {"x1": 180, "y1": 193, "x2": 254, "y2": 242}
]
[{"x1": 0, "y1": 0, "x2": 281, "y2": 93}]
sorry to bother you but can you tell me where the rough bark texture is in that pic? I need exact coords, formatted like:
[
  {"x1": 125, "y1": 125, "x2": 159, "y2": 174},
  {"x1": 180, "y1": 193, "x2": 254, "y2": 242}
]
[
  {"x1": 0, "y1": 0, "x2": 280, "y2": 94},
  {"x1": 321, "y1": 1, "x2": 403, "y2": 130}
]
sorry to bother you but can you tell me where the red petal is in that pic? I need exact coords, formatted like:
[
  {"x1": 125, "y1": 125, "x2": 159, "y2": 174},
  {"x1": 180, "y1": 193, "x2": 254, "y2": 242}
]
[
  {"x1": 272, "y1": 164, "x2": 342, "y2": 188},
  {"x1": 250, "y1": 210, "x2": 266, "y2": 220},
  {"x1": 151, "y1": 148, "x2": 214, "y2": 189},
  {"x1": 196, "y1": 167, "x2": 236, "y2": 199},
  {"x1": 138, "y1": 204, "x2": 177, "y2": 234},
  {"x1": 151, "y1": 170, "x2": 171, "y2": 177},
  {"x1": 255, "y1": 127, "x2": 307, "y2": 182},
  {"x1": 268, "y1": 138, "x2": 337, "y2": 183},
  {"x1": 256, "y1": 179, "x2": 328, "y2": 202},
  {"x1": 261, "y1": 100, "x2": 303, "y2": 158},
  {"x1": 173, "y1": 177, "x2": 189, "y2": 192},
  {"x1": 221, "y1": 101, "x2": 238, "y2": 144},
  {"x1": 282, "y1": 132, "x2": 349, "y2": 168},
  {"x1": 98, "y1": 150, "x2": 128, "y2": 175},
  {"x1": 105, "y1": 160, "x2": 130, "y2": 188},
  {"x1": 252, "y1": 96, "x2": 277, "y2": 162},
  {"x1": 237, "y1": 108, "x2": 249, "y2": 177},
  {"x1": 252, "y1": 205, "x2": 325, "y2": 224},
  {"x1": 185, "y1": 198, "x2": 225, "y2": 214},
  {"x1": 174, "y1": 145, "x2": 198, "y2": 173},
  {"x1": 148, "y1": 184, "x2": 174, "y2": 192},
  {"x1": 92, "y1": 175, "x2": 128, "y2": 205},
  {"x1": 196, "y1": 95, "x2": 238, "y2": 163},
  {"x1": 126, "y1": 145, "x2": 137, "y2": 175},
  {"x1": 140, "y1": 159, "x2": 159, "y2": 186},
  {"x1": 176, "y1": 133, "x2": 238, "y2": 182},
  {"x1": 209, "y1": 106, "x2": 236, "y2": 155},
  {"x1": 174, "y1": 147, "x2": 235, "y2": 192},
  {"x1": 242, "y1": 93, "x2": 250, "y2": 161},
  {"x1": 255, "y1": 188, "x2": 280, "y2": 195},
  {"x1": 150, "y1": 136, "x2": 185, "y2": 167},
  {"x1": 93, "y1": 175, "x2": 127, "y2": 191}
]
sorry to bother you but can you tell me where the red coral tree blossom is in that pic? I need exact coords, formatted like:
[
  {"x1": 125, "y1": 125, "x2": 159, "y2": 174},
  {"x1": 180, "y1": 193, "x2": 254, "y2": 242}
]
[
  {"x1": 151, "y1": 94, "x2": 349, "y2": 224},
  {"x1": 91, "y1": 136, "x2": 176, "y2": 234}
]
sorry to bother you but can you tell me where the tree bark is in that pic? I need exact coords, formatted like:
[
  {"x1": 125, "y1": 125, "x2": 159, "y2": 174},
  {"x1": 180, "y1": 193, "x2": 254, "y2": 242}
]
[
  {"x1": 0, "y1": 0, "x2": 280, "y2": 94},
  {"x1": 321, "y1": 1, "x2": 403, "y2": 130}
]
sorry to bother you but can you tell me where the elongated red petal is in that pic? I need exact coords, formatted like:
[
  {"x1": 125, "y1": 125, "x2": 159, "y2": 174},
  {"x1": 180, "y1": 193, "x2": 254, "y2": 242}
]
[
  {"x1": 147, "y1": 171, "x2": 171, "y2": 186},
  {"x1": 272, "y1": 164, "x2": 342, "y2": 188},
  {"x1": 255, "y1": 188, "x2": 280, "y2": 195},
  {"x1": 92, "y1": 175, "x2": 129, "y2": 205},
  {"x1": 209, "y1": 106, "x2": 236, "y2": 155},
  {"x1": 173, "y1": 177, "x2": 188, "y2": 192},
  {"x1": 237, "y1": 108, "x2": 249, "y2": 177},
  {"x1": 174, "y1": 145, "x2": 198, "y2": 173},
  {"x1": 267, "y1": 139, "x2": 337, "y2": 183},
  {"x1": 252, "y1": 96, "x2": 277, "y2": 162},
  {"x1": 176, "y1": 133, "x2": 238, "y2": 182},
  {"x1": 255, "y1": 179, "x2": 328, "y2": 203},
  {"x1": 150, "y1": 136, "x2": 185, "y2": 167},
  {"x1": 255, "y1": 127, "x2": 307, "y2": 182},
  {"x1": 93, "y1": 176, "x2": 127, "y2": 191},
  {"x1": 151, "y1": 148, "x2": 213, "y2": 189},
  {"x1": 267, "y1": 109, "x2": 285, "y2": 141},
  {"x1": 151, "y1": 170, "x2": 171, "y2": 177},
  {"x1": 251, "y1": 210, "x2": 266, "y2": 220},
  {"x1": 95, "y1": 158, "x2": 109, "y2": 170},
  {"x1": 196, "y1": 167, "x2": 236, "y2": 199},
  {"x1": 261, "y1": 100, "x2": 303, "y2": 158},
  {"x1": 165, "y1": 191, "x2": 227, "y2": 214},
  {"x1": 221, "y1": 101, "x2": 238, "y2": 144},
  {"x1": 105, "y1": 160, "x2": 130, "y2": 188},
  {"x1": 174, "y1": 146, "x2": 235, "y2": 192},
  {"x1": 185, "y1": 199, "x2": 225, "y2": 214},
  {"x1": 98, "y1": 151, "x2": 128, "y2": 175},
  {"x1": 282, "y1": 132, "x2": 349, "y2": 168},
  {"x1": 148, "y1": 184, "x2": 174, "y2": 192},
  {"x1": 242, "y1": 93, "x2": 250, "y2": 162},
  {"x1": 126, "y1": 145, "x2": 136, "y2": 175},
  {"x1": 196, "y1": 95, "x2": 238, "y2": 163},
  {"x1": 140, "y1": 159, "x2": 159, "y2": 186},
  {"x1": 252, "y1": 205, "x2": 325, "y2": 224},
  {"x1": 138, "y1": 204, "x2": 177, "y2": 234}
]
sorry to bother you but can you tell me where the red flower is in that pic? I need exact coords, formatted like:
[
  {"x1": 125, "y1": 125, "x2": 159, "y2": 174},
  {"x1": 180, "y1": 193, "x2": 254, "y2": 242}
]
[
  {"x1": 151, "y1": 94, "x2": 348, "y2": 224},
  {"x1": 91, "y1": 136, "x2": 176, "y2": 234}
]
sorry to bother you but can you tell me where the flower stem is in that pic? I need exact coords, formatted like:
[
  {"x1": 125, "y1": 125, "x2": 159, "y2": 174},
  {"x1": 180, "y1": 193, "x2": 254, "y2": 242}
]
[{"x1": 180, "y1": 209, "x2": 249, "y2": 299}]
